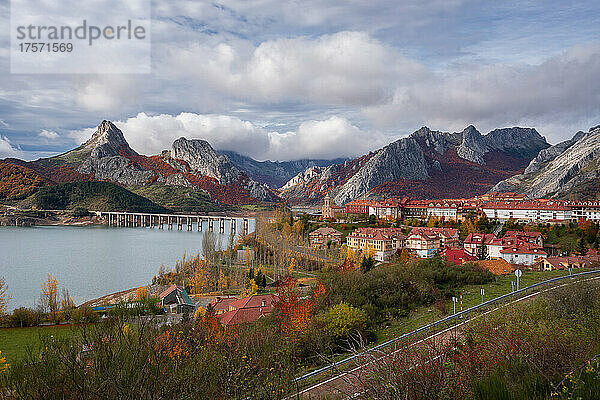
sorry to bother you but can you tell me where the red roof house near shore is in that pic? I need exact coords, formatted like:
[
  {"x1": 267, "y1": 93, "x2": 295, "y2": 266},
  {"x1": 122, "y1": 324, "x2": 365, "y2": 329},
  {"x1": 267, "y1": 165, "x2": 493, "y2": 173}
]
[
  {"x1": 441, "y1": 247, "x2": 478, "y2": 265},
  {"x1": 217, "y1": 294, "x2": 279, "y2": 326}
]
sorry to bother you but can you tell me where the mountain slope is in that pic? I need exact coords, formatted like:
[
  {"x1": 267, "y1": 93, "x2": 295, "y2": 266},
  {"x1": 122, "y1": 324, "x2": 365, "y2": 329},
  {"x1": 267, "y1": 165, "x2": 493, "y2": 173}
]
[
  {"x1": 32, "y1": 181, "x2": 167, "y2": 213},
  {"x1": 221, "y1": 150, "x2": 347, "y2": 188},
  {"x1": 491, "y1": 126, "x2": 600, "y2": 199},
  {"x1": 2, "y1": 121, "x2": 279, "y2": 208},
  {"x1": 281, "y1": 125, "x2": 549, "y2": 204}
]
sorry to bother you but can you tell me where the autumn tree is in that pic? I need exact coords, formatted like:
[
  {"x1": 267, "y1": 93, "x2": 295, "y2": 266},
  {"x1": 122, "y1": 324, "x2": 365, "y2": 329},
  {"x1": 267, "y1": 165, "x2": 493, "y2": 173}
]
[
  {"x1": 41, "y1": 274, "x2": 59, "y2": 323},
  {"x1": 136, "y1": 286, "x2": 148, "y2": 301}
]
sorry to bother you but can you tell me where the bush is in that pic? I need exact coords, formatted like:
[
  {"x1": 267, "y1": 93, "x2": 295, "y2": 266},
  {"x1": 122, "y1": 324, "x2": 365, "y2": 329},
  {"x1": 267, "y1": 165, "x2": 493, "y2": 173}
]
[
  {"x1": 320, "y1": 302, "x2": 368, "y2": 346},
  {"x1": 9, "y1": 307, "x2": 42, "y2": 327},
  {"x1": 71, "y1": 206, "x2": 89, "y2": 218},
  {"x1": 71, "y1": 306, "x2": 100, "y2": 324}
]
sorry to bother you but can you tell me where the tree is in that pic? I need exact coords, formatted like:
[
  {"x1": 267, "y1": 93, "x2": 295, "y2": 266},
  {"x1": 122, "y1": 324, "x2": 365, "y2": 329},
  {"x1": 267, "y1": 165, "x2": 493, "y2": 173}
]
[
  {"x1": 0, "y1": 277, "x2": 8, "y2": 317},
  {"x1": 41, "y1": 274, "x2": 59, "y2": 323},
  {"x1": 136, "y1": 286, "x2": 148, "y2": 301},
  {"x1": 60, "y1": 288, "x2": 75, "y2": 321},
  {"x1": 360, "y1": 255, "x2": 376, "y2": 273},
  {"x1": 577, "y1": 238, "x2": 588, "y2": 256},
  {"x1": 368, "y1": 214, "x2": 378, "y2": 226}
]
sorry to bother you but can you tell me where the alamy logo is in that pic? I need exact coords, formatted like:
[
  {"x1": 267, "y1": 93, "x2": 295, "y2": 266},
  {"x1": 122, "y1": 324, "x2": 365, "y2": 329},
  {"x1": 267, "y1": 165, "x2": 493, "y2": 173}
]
[{"x1": 11, "y1": 0, "x2": 151, "y2": 74}]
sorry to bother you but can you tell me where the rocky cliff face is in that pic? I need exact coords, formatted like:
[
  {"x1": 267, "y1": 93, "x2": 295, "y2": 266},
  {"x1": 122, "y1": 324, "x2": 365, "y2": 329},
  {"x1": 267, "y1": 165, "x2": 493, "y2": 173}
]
[
  {"x1": 170, "y1": 138, "x2": 240, "y2": 186},
  {"x1": 491, "y1": 126, "x2": 600, "y2": 198},
  {"x1": 67, "y1": 121, "x2": 276, "y2": 203},
  {"x1": 77, "y1": 121, "x2": 154, "y2": 185},
  {"x1": 281, "y1": 125, "x2": 549, "y2": 204}
]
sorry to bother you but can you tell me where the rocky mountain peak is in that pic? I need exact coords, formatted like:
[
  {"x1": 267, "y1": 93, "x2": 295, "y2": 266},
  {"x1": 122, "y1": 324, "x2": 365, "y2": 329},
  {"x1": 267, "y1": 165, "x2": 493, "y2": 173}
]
[
  {"x1": 81, "y1": 120, "x2": 132, "y2": 156},
  {"x1": 170, "y1": 137, "x2": 240, "y2": 185}
]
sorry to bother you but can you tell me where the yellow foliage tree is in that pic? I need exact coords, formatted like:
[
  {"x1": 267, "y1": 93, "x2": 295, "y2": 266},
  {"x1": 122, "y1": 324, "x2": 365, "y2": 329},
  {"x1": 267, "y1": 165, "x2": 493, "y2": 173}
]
[
  {"x1": 41, "y1": 274, "x2": 59, "y2": 323},
  {"x1": 288, "y1": 257, "x2": 296, "y2": 277},
  {"x1": 0, "y1": 350, "x2": 9, "y2": 374},
  {"x1": 136, "y1": 286, "x2": 148, "y2": 301},
  {"x1": 242, "y1": 279, "x2": 258, "y2": 298}
]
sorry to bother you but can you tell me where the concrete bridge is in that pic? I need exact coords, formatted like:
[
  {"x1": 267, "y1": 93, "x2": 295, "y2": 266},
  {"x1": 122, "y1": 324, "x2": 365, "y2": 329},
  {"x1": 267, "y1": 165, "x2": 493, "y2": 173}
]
[{"x1": 99, "y1": 212, "x2": 251, "y2": 235}]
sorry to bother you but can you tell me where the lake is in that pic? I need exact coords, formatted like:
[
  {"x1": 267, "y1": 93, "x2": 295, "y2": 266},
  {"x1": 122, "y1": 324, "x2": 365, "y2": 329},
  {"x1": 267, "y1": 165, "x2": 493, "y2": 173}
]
[{"x1": 0, "y1": 220, "x2": 254, "y2": 311}]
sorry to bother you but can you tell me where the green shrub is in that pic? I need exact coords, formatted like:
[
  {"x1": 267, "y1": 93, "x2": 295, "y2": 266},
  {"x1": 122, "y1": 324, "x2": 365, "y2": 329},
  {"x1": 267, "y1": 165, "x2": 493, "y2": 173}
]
[
  {"x1": 320, "y1": 302, "x2": 368, "y2": 346},
  {"x1": 71, "y1": 306, "x2": 100, "y2": 324},
  {"x1": 71, "y1": 206, "x2": 89, "y2": 218}
]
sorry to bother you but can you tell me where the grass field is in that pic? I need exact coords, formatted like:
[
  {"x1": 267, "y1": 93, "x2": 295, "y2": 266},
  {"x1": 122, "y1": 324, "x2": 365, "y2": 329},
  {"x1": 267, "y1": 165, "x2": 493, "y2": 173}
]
[
  {"x1": 0, "y1": 325, "x2": 82, "y2": 364},
  {"x1": 377, "y1": 267, "x2": 600, "y2": 344}
]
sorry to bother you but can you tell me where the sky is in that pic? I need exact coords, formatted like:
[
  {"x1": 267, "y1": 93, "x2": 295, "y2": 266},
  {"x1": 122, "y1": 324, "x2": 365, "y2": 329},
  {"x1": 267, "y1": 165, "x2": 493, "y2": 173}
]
[{"x1": 1, "y1": 0, "x2": 599, "y2": 161}]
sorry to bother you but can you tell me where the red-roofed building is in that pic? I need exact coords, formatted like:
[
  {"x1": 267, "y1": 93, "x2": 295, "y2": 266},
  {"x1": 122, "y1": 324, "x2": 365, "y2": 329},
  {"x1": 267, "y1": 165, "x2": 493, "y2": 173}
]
[
  {"x1": 344, "y1": 199, "x2": 375, "y2": 214},
  {"x1": 309, "y1": 227, "x2": 343, "y2": 247},
  {"x1": 481, "y1": 200, "x2": 571, "y2": 222},
  {"x1": 217, "y1": 294, "x2": 279, "y2": 326},
  {"x1": 409, "y1": 227, "x2": 459, "y2": 248},
  {"x1": 464, "y1": 233, "x2": 497, "y2": 256},
  {"x1": 209, "y1": 296, "x2": 239, "y2": 315},
  {"x1": 503, "y1": 231, "x2": 544, "y2": 246},
  {"x1": 347, "y1": 227, "x2": 406, "y2": 261},
  {"x1": 441, "y1": 247, "x2": 477, "y2": 265},
  {"x1": 499, "y1": 242, "x2": 547, "y2": 266}
]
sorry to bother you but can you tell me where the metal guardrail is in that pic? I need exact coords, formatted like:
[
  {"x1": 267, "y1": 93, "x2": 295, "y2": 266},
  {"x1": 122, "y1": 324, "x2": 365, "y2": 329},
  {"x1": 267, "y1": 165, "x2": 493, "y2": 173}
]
[{"x1": 295, "y1": 268, "x2": 600, "y2": 385}]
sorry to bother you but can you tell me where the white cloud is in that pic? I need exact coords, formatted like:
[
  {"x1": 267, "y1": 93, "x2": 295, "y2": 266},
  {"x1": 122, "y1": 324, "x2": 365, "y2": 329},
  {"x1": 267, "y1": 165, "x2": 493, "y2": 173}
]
[
  {"x1": 70, "y1": 112, "x2": 395, "y2": 161},
  {"x1": 160, "y1": 31, "x2": 427, "y2": 106},
  {"x1": 0, "y1": 136, "x2": 24, "y2": 159},
  {"x1": 38, "y1": 129, "x2": 59, "y2": 140}
]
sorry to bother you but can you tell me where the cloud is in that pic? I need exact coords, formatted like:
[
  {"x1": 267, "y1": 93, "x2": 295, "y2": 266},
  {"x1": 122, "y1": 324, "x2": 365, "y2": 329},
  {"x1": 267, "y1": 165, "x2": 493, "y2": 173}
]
[
  {"x1": 38, "y1": 130, "x2": 59, "y2": 140},
  {"x1": 70, "y1": 112, "x2": 395, "y2": 161},
  {"x1": 0, "y1": 136, "x2": 24, "y2": 159},
  {"x1": 363, "y1": 43, "x2": 600, "y2": 135},
  {"x1": 160, "y1": 31, "x2": 427, "y2": 106}
]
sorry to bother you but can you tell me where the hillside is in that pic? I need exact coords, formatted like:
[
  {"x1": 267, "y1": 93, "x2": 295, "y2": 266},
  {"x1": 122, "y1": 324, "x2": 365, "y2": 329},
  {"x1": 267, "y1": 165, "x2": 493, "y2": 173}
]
[
  {"x1": 31, "y1": 181, "x2": 168, "y2": 213},
  {"x1": 492, "y1": 125, "x2": 600, "y2": 199},
  {"x1": 1, "y1": 121, "x2": 279, "y2": 209},
  {"x1": 281, "y1": 125, "x2": 549, "y2": 204},
  {"x1": 0, "y1": 161, "x2": 50, "y2": 200}
]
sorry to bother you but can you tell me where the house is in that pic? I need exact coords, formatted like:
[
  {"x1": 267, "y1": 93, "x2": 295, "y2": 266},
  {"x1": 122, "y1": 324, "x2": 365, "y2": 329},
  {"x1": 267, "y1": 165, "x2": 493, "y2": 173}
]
[
  {"x1": 566, "y1": 200, "x2": 600, "y2": 222},
  {"x1": 472, "y1": 259, "x2": 515, "y2": 275},
  {"x1": 405, "y1": 232, "x2": 441, "y2": 258},
  {"x1": 218, "y1": 294, "x2": 279, "y2": 326},
  {"x1": 346, "y1": 227, "x2": 406, "y2": 261},
  {"x1": 409, "y1": 227, "x2": 459, "y2": 248},
  {"x1": 159, "y1": 284, "x2": 195, "y2": 314},
  {"x1": 499, "y1": 243, "x2": 547, "y2": 266},
  {"x1": 309, "y1": 227, "x2": 343, "y2": 247},
  {"x1": 463, "y1": 233, "x2": 497, "y2": 256},
  {"x1": 209, "y1": 296, "x2": 239, "y2": 315},
  {"x1": 503, "y1": 231, "x2": 544, "y2": 246},
  {"x1": 535, "y1": 256, "x2": 592, "y2": 271},
  {"x1": 481, "y1": 200, "x2": 572, "y2": 223},
  {"x1": 426, "y1": 201, "x2": 460, "y2": 221},
  {"x1": 344, "y1": 199, "x2": 374, "y2": 214},
  {"x1": 441, "y1": 247, "x2": 477, "y2": 265},
  {"x1": 368, "y1": 199, "x2": 401, "y2": 220}
]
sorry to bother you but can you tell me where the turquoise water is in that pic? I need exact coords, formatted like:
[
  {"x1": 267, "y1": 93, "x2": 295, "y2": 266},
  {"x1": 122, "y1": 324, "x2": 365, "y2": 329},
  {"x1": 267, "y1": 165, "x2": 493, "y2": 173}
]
[{"x1": 0, "y1": 221, "x2": 254, "y2": 310}]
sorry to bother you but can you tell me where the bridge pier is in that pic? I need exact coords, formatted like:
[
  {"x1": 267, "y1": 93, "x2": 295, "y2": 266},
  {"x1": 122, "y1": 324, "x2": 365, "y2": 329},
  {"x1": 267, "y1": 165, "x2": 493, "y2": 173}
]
[
  {"x1": 208, "y1": 219, "x2": 214, "y2": 232},
  {"x1": 219, "y1": 218, "x2": 225, "y2": 233},
  {"x1": 231, "y1": 218, "x2": 236, "y2": 233},
  {"x1": 243, "y1": 218, "x2": 249, "y2": 235}
]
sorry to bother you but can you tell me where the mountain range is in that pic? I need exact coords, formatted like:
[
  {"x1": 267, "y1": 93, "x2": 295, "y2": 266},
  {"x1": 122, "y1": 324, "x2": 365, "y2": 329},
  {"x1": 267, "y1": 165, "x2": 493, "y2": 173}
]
[
  {"x1": 280, "y1": 125, "x2": 551, "y2": 204},
  {"x1": 491, "y1": 125, "x2": 600, "y2": 199},
  {"x1": 1, "y1": 120, "x2": 599, "y2": 210}
]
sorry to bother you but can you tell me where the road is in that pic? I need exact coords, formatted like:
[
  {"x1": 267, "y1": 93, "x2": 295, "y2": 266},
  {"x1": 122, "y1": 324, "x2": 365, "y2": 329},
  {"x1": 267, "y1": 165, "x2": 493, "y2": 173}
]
[{"x1": 293, "y1": 274, "x2": 600, "y2": 399}]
